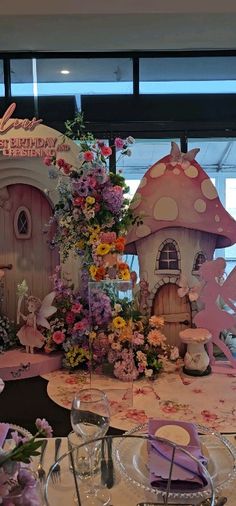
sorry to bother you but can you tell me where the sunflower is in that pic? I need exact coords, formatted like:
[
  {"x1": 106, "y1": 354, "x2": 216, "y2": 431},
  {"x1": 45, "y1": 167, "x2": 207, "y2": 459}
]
[
  {"x1": 89, "y1": 233, "x2": 99, "y2": 245},
  {"x1": 113, "y1": 316, "x2": 126, "y2": 329},
  {"x1": 120, "y1": 269, "x2": 131, "y2": 281},
  {"x1": 89, "y1": 265, "x2": 98, "y2": 279},
  {"x1": 96, "y1": 243, "x2": 111, "y2": 256},
  {"x1": 86, "y1": 196, "x2": 95, "y2": 205}
]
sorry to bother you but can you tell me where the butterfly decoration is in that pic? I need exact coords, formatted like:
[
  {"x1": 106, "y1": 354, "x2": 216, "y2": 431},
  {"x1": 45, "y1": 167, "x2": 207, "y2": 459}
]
[
  {"x1": 177, "y1": 274, "x2": 202, "y2": 302},
  {"x1": 170, "y1": 142, "x2": 200, "y2": 169},
  {"x1": 36, "y1": 292, "x2": 57, "y2": 329}
]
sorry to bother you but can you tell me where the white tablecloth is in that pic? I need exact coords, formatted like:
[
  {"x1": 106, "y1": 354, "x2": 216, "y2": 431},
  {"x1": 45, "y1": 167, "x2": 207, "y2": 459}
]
[{"x1": 35, "y1": 435, "x2": 236, "y2": 506}]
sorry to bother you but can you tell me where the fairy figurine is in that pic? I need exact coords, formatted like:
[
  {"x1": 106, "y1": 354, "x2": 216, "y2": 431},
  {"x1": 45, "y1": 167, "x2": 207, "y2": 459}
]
[
  {"x1": 17, "y1": 292, "x2": 57, "y2": 354},
  {"x1": 194, "y1": 257, "x2": 236, "y2": 370}
]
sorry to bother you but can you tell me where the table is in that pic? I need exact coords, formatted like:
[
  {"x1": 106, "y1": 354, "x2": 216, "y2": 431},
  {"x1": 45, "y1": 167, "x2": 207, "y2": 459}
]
[{"x1": 37, "y1": 435, "x2": 236, "y2": 506}]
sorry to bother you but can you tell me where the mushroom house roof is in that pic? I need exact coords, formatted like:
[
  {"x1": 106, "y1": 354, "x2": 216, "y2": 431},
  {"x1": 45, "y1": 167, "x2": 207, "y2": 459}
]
[{"x1": 125, "y1": 142, "x2": 236, "y2": 253}]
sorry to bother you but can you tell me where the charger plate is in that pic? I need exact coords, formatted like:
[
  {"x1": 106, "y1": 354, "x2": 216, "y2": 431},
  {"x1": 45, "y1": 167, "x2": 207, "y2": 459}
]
[{"x1": 114, "y1": 423, "x2": 236, "y2": 503}]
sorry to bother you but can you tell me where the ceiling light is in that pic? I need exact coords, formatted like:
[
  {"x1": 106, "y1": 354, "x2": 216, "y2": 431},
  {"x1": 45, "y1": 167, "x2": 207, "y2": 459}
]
[{"x1": 60, "y1": 69, "x2": 70, "y2": 75}]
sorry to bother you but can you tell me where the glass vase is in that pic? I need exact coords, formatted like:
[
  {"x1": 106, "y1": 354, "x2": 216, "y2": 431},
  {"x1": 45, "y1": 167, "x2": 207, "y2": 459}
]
[{"x1": 88, "y1": 279, "x2": 134, "y2": 414}]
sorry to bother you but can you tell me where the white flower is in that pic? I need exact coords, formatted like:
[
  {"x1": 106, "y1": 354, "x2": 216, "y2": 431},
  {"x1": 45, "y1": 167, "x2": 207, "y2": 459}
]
[
  {"x1": 114, "y1": 303, "x2": 122, "y2": 314},
  {"x1": 145, "y1": 368, "x2": 153, "y2": 377},
  {"x1": 170, "y1": 346, "x2": 179, "y2": 361}
]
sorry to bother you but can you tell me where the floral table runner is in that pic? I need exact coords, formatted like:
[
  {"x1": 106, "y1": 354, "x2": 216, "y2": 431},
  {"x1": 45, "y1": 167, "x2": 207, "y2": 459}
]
[{"x1": 42, "y1": 369, "x2": 236, "y2": 432}]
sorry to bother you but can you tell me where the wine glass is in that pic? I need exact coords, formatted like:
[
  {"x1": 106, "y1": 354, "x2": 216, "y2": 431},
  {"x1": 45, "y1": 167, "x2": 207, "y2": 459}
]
[{"x1": 70, "y1": 388, "x2": 110, "y2": 505}]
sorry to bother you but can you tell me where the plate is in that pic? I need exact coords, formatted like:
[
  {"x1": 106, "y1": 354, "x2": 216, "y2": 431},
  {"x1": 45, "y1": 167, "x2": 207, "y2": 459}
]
[
  {"x1": 114, "y1": 423, "x2": 236, "y2": 502},
  {"x1": 6, "y1": 423, "x2": 33, "y2": 439}
]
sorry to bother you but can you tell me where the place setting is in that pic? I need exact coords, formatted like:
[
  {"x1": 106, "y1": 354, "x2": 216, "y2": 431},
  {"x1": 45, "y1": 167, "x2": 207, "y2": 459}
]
[{"x1": 42, "y1": 387, "x2": 236, "y2": 506}]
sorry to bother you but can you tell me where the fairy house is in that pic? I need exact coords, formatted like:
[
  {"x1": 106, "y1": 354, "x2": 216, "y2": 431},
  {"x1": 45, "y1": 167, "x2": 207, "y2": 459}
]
[{"x1": 126, "y1": 143, "x2": 236, "y2": 348}]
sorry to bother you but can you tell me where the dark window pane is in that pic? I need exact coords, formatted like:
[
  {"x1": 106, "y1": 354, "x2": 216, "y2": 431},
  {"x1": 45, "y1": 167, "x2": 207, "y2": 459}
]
[{"x1": 17, "y1": 211, "x2": 28, "y2": 235}]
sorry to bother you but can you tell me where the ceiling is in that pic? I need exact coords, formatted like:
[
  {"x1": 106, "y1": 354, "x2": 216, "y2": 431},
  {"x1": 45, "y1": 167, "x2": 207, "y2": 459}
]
[{"x1": 0, "y1": 1, "x2": 236, "y2": 52}]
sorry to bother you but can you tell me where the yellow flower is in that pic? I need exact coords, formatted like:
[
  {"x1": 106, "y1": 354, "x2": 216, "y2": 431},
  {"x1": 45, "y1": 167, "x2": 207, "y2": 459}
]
[
  {"x1": 149, "y1": 315, "x2": 165, "y2": 328},
  {"x1": 89, "y1": 233, "x2": 99, "y2": 245},
  {"x1": 86, "y1": 196, "x2": 95, "y2": 205},
  {"x1": 96, "y1": 243, "x2": 111, "y2": 256},
  {"x1": 75, "y1": 240, "x2": 85, "y2": 250},
  {"x1": 120, "y1": 269, "x2": 131, "y2": 281},
  {"x1": 89, "y1": 265, "x2": 98, "y2": 279},
  {"x1": 113, "y1": 316, "x2": 126, "y2": 329},
  {"x1": 88, "y1": 224, "x2": 100, "y2": 234}
]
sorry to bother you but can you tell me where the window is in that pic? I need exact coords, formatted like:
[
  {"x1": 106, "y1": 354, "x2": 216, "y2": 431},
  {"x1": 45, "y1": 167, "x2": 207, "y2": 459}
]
[
  {"x1": 14, "y1": 207, "x2": 31, "y2": 239},
  {"x1": 140, "y1": 56, "x2": 236, "y2": 94},
  {"x1": 10, "y1": 59, "x2": 34, "y2": 96},
  {"x1": 192, "y1": 252, "x2": 206, "y2": 274},
  {"x1": 156, "y1": 239, "x2": 180, "y2": 273}
]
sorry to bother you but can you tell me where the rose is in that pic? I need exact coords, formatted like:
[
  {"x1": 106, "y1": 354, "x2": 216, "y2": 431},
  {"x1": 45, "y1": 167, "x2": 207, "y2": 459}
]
[
  {"x1": 52, "y1": 331, "x2": 65, "y2": 344},
  {"x1": 114, "y1": 137, "x2": 125, "y2": 150},
  {"x1": 101, "y1": 145, "x2": 112, "y2": 157},
  {"x1": 83, "y1": 151, "x2": 94, "y2": 162}
]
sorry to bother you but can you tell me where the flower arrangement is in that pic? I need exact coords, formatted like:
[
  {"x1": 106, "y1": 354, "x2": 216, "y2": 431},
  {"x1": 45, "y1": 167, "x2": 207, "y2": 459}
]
[
  {"x1": 88, "y1": 281, "x2": 179, "y2": 380},
  {"x1": 42, "y1": 114, "x2": 179, "y2": 381},
  {"x1": 44, "y1": 114, "x2": 135, "y2": 284},
  {"x1": 0, "y1": 419, "x2": 52, "y2": 505}
]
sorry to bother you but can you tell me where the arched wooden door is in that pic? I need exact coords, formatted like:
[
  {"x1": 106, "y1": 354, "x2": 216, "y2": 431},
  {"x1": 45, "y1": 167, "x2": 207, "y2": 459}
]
[
  {"x1": 0, "y1": 184, "x2": 59, "y2": 320},
  {"x1": 152, "y1": 283, "x2": 192, "y2": 349}
]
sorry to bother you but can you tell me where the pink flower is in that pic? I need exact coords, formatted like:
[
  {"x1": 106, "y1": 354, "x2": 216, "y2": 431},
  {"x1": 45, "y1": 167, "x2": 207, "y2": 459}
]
[
  {"x1": 66, "y1": 311, "x2": 75, "y2": 324},
  {"x1": 52, "y1": 330, "x2": 65, "y2": 344},
  {"x1": 101, "y1": 145, "x2": 112, "y2": 157},
  {"x1": 35, "y1": 417, "x2": 53, "y2": 437},
  {"x1": 71, "y1": 303, "x2": 83, "y2": 313},
  {"x1": 83, "y1": 151, "x2": 94, "y2": 162},
  {"x1": 115, "y1": 137, "x2": 125, "y2": 150},
  {"x1": 57, "y1": 158, "x2": 67, "y2": 168},
  {"x1": 44, "y1": 155, "x2": 53, "y2": 166},
  {"x1": 73, "y1": 319, "x2": 88, "y2": 331},
  {"x1": 100, "y1": 231, "x2": 117, "y2": 244},
  {"x1": 133, "y1": 331, "x2": 144, "y2": 345}
]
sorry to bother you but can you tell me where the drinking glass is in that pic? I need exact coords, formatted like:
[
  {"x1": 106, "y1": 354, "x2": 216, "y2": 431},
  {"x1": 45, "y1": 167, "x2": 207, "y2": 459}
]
[{"x1": 70, "y1": 388, "x2": 110, "y2": 505}]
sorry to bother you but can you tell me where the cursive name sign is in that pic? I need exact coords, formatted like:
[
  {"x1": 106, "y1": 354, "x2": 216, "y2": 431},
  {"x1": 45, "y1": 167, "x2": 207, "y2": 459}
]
[{"x1": 0, "y1": 103, "x2": 42, "y2": 134}]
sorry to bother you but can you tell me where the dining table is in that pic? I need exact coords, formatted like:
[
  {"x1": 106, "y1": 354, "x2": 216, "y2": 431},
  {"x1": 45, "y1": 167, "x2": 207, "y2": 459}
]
[{"x1": 36, "y1": 433, "x2": 236, "y2": 506}]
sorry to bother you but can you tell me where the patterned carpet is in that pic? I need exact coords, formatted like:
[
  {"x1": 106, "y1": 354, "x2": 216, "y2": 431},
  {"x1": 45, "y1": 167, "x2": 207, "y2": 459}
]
[{"x1": 42, "y1": 368, "x2": 236, "y2": 433}]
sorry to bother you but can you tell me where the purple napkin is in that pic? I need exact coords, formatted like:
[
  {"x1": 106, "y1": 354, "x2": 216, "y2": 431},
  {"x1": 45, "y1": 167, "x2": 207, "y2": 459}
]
[
  {"x1": 148, "y1": 419, "x2": 208, "y2": 491},
  {"x1": 0, "y1": 423, "x2": 9, "y2": 448}
]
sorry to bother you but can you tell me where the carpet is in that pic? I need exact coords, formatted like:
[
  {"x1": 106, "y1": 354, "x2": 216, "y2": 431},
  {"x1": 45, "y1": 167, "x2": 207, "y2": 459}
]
[{"x1": 42, "y1": 369, "x2": 236, "y2": 433}]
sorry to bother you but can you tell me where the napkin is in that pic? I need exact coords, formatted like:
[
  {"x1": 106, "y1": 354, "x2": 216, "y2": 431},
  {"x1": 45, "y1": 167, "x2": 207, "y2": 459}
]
[
  {"x1": 148, "y1": 419, "x2": 208, "y2": 491},
  {"x1": 0, "y1": 423, "x2": 9, "y2": 448}
]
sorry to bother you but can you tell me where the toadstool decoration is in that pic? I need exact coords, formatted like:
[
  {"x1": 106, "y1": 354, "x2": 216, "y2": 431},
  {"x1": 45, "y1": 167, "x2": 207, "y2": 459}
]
[
  {"x1": 179, "y1": 327, "x2": 212, "y2": 376},
  {"x1": 126, "y1": 142, "x2": 236, "y2": 353}
]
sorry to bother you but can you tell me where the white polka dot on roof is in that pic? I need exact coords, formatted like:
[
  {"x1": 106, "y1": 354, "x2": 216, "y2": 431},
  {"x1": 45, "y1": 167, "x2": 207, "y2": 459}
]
[
  {"x1": 194, "y1": 199, "x2": 206, "y2": 213},
  {"x1": 215, "y1": 215, "x2": 220, "y2": 222},
  {"x1": 150, "y1": 163, "x2": 166, "y2": 178},
  {"x1": 154, "y1": 197, "x2": 178, "y2": 221},
  {"x1": 184, "y1": 165, "x2": 198, "y2": 178},
  {"x1": 201, "y1": 179, "x2": 218, "y2": 200},
  {"x1": 218, "y1": 227, "x2": 223, "y2": 232},
  {"x1": 173, "y1": 168, "x2": 180, "y2": 175}
]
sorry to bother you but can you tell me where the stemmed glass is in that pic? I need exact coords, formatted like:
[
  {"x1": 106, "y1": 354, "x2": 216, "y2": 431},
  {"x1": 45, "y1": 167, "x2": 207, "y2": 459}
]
[{"x1": 71, "y1": 388, "x2": 111, "y2": 505}]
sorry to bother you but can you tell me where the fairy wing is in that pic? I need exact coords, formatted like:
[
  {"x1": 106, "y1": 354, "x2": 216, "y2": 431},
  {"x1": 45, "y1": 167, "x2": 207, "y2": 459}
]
[
  {"x1": 220, "y1": 267, "x2": 236, "y2": 308},
  {"x1": 37, "y1": 291, "x2": 57, "y2": 329}
]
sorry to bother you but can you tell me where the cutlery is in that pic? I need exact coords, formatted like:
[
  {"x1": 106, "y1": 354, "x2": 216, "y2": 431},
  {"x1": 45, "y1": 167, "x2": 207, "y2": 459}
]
[
  {"x1": 51, "y1": 437, "x2": 62, "y2": 484},
  {"x1": 100, "y1": 438, "x2": 114, "y2": 489},
  {"x1": 37, "y1": 439, "x2": 47, "y2": 482}
]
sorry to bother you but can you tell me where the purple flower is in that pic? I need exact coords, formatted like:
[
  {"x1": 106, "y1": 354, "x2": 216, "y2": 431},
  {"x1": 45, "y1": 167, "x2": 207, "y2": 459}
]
[
  {"x1": 18, "y1": 469, "x2": 36, "y2": 487},
  {"x1": 35, "y1": 418, "x2": 53, "y2": 438},
  {"x1": 102, "y1": 185, "x2": 124, "y2": 214},
  {"x1": 113, "y1": 349, "x2": 139, "y2": 381}
]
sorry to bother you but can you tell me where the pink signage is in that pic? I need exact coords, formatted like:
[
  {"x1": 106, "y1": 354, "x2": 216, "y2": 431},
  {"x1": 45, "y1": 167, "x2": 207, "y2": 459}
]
[
  {"x1": 0, "y1": 103, "x2": 42, "y2": 134},
  {"x1": 0, "y1": 103, "x2": 71, "y2": 157}
]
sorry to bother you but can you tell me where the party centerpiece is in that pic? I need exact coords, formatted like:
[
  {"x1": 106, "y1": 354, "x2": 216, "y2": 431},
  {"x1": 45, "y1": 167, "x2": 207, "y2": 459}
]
[{"x1": 43, "y1": 114, "x2": 179, "y2": 379}]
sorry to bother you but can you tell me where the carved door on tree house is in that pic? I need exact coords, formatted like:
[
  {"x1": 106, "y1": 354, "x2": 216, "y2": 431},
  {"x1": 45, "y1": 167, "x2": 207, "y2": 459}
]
[
  {"x1": 0, "y1": 183, "x2": 59, "y2": 320},
  {"x1": 152, "y1": 283, "x2": 192, "y2": 350}
]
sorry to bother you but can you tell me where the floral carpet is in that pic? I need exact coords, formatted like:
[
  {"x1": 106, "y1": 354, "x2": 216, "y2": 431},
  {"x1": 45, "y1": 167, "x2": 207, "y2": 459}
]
[{"x1": 42, "y1": 369, "x2": 236, "y2": 433}]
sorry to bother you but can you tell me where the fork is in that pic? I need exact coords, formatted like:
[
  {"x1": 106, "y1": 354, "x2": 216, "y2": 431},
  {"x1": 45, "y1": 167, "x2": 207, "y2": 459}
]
[
  {"x1": 37, "y1": 439, "x2": 47, "y2": 482},
  {"x1": 51, "y1": 437, "x2": 62, "y2": 484}
]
